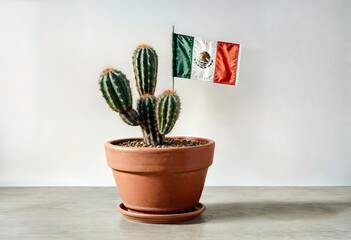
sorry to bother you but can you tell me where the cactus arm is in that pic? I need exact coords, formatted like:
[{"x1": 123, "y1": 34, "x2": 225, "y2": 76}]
[
  {"x1": 157, "y1": 90, "x2": 181, "y2": 135},
  {"x1": 99, "y1": 69, "x2": 132, "y2": 113},
  {"x1": 133, "y1": 45, "x2": 158, "y2": 95},
  {"x1": 100, "y1": 73, "x2": 124, "y2": 112},
  {"x1": 120, "y1": 109, "x2": 140, "y2": 126},
  {"x1": 99, "y1": 68, "x2": 140, "y2": 126}
]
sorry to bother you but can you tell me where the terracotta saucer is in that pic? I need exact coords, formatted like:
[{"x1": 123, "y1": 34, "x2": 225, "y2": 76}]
[{"x1": 118, "y1": 203, "x2": 206, "y2": 224}]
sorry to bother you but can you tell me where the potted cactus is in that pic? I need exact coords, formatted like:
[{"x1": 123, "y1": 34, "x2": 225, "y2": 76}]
[{"x1": 100, "y1": 44, "x2": 215, "y2": 223}]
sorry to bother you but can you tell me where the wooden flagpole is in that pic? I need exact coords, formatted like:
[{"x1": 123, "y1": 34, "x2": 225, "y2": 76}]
[{"x1": 171, "y1": 25, "x2": 175, "y2": 90}]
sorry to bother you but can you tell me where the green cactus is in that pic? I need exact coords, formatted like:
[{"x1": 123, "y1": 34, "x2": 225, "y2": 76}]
[
  {"x1": 156, "y1": 90, "x2": 181, "y2": 135},
  {"x1": 133, "y1": 45, "x2": 158, "y2": 95},
  {"x1": 99, "y1": 45, "x2": 181, "y2": 146},
  {"x1": 137, "y1": 95, "x2": 164, "y2": 145}
]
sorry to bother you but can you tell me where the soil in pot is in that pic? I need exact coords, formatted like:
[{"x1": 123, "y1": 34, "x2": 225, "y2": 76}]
[{"x1": 114, "y1": 139, "x2": 206, "y2": 148}]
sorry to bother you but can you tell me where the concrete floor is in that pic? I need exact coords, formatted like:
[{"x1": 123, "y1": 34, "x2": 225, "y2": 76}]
[{"x1": 0, "y1": 187, "x2": 350, "y2": 240}]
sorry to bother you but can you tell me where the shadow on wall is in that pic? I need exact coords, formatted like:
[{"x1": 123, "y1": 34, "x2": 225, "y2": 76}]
[{"x1": 182, "y1": 200, "x2": 351, "y2": 225}]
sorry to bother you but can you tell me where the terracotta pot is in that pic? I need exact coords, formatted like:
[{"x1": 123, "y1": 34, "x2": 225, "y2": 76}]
[{"x1": 105, "y1": 136, "x2": 215, "y2": 213}]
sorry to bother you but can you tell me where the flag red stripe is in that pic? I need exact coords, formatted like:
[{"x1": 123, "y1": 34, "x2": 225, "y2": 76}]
[{"x1": 214, "y1": 42, "x2": 240, "y2": 85}]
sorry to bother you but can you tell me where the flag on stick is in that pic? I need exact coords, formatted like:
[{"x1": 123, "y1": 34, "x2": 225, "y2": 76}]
[{"x1": 173, "y1": 33, "x2": 241, "y2": 85}]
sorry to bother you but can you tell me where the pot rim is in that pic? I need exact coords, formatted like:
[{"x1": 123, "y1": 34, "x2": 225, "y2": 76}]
[{"x1": 105, "y1": 136, "x2": 215, "y2": 153}]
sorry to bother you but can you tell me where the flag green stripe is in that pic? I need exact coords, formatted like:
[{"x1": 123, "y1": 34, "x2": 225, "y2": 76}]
[{"x1": 173, "y1": 33, "x2": 194, "y2": 79}]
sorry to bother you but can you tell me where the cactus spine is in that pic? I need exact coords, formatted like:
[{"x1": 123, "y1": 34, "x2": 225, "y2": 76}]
[
  {"x1": 99, "y1": 45, "x2": 181, "y2": 146},
  {"x1": 156, "y1": 90, "x2": 181, "y2": 135}
]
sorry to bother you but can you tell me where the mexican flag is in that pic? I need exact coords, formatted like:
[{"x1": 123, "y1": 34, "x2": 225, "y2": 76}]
[{"x1": 173, "y1": 33, "x2": 241, "y2": 85}]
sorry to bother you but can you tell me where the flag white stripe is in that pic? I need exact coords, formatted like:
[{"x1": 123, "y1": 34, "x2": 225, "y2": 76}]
[{"x1": 190, "y1": 37, "x2": 217, "y2": 82}]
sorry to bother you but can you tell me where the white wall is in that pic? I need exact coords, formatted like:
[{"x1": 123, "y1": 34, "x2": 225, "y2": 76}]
[{"x1": 0, "y1": 0, "x2": 350, "y2": 186}]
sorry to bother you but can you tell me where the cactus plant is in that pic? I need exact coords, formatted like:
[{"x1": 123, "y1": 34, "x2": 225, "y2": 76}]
[{"x1": 99, "y1": 45, "x2": 181, "y2": 146}]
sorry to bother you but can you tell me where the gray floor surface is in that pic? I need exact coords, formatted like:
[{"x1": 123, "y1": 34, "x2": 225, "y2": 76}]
[{"x1": 0, "y1": 187, "x2": 350, "y2": 240}]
